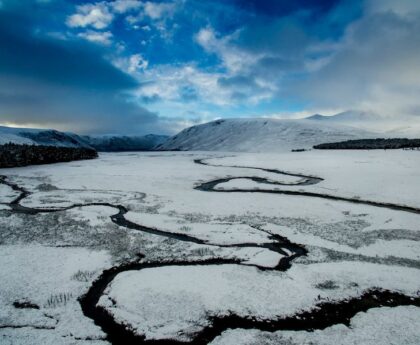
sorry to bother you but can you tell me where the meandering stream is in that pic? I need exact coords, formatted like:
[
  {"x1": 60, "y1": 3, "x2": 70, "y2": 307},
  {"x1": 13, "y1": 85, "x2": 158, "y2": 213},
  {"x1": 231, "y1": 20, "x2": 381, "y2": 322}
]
[{"x1": 1, "y1": 156, "x2": 419, "y2": 344}]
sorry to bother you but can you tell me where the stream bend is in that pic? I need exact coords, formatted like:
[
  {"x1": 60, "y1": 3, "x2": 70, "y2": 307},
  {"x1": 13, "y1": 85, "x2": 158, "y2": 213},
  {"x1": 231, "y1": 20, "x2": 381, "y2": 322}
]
[{"x1": 1, "y1": 156, "x2": 420, "y2": 344}]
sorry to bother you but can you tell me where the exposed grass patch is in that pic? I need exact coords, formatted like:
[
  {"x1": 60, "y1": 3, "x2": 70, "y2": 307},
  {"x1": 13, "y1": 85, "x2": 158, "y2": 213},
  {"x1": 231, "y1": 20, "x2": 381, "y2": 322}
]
[
  {"x1": 45, "y1": 292, "x2": 73, "y2": 308},
  {"x1": 71, "y1": 270, "x2": 97, "y2": 282}
]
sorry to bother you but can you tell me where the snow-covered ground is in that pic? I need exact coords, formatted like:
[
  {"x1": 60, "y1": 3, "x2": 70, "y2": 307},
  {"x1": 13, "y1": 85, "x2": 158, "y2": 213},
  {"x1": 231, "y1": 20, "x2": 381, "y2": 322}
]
[
  {"x1": 207, "y1": 150, "x2": 420, "y2": 208},
  {"x1": 0, "y1": 150, "x2": 419, "y2": 344},
  {"x1": 210, "y1": 306, "x2": 420, "y2": 345},
  {"x1": 0, "y1": 245, "x2": 110, "y2": 345},
  {"x1": 98, "y1": 262, "x2": 420, "y2": 341}
]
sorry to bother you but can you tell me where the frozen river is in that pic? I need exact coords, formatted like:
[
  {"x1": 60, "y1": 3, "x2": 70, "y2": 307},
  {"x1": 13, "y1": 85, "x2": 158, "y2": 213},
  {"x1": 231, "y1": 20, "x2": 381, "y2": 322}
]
[{"x1": 1, "y1": 150, "x2": 420, "y2": 344}]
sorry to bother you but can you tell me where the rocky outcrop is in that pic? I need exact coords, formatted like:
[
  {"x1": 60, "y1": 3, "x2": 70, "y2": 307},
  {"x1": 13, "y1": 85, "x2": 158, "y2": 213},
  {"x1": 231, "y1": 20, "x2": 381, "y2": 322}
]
[{"x1": 0, "y1": 143, "x2": 98, "y2": 168}]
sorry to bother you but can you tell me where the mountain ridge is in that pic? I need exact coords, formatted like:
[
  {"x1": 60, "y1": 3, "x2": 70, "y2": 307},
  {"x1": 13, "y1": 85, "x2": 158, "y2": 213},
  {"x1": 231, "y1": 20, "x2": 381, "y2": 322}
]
[
  {"x1": 0, "y1": 126, "x2": 167, "y2": 152},
  {"x1": 157, "y1": 117, "x2": 376, "y2": 152}
]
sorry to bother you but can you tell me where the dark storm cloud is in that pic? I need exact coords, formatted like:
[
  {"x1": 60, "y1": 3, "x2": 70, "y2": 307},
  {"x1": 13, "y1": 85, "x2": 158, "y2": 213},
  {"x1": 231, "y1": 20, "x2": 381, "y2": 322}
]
[
  {"x1": 0, "y1": 5, "x2": 163, "y2": 135},
  {"x1": 223, "y1": 0, "x2": 339, "y2": 18},
  {"x1": 193, "y1": 0, "x2": 420, "y2": 121},
  {"x1": 1, "y1": 0, "x2": 419, "y2": 132},
  {"x1": 288, "y1": 8, "x2": 420, "y2": 116},
  {"x1": 0, "y1": 12, "x2": 137, "y2": 91},
  {"x1": 190, "y1": 0, "x2": 359, "y2": 105}
]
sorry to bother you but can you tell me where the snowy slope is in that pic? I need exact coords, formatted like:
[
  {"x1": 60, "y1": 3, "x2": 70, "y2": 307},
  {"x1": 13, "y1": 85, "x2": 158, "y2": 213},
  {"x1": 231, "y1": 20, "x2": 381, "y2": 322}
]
[
  {"x1": 0, "y1": 126, "x2": 168, "y2": 151},
  {"x1": 385, "y1": 124, "x2": 420, "y2": 138},
  {"x1": 157, "y1": 118, "x2": 375, "y2": 152},
  {"x1": 306, "y1": 110, "x2": 380, "y2": 123},
  {"x1": 0, "y1": 126, "x2": 92, "y2": 148},
  {"x1": 306, "y1": 111, "x2": 420, "y2": 137},
  {"x1": 82, "y1": 134, "x2": 169, "y2": 152}
]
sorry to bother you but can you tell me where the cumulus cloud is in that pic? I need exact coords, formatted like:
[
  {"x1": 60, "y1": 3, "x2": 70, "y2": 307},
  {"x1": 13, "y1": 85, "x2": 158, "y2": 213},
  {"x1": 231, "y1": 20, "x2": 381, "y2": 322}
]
[
  {"x1": 195, "y1": 27, "x2": 256, "y2": 74},
  {"x1": 143, "y1": 1, "x2": 177, "y2": 20},
  {"x1": 136, "y1": 65, "x2": 224, "y2": 104},
  {"x1": 114, "y1": 54, "x2": 149, "y2": 74},
  {"x1": 111, "y1": 0, "x2": 142, "y2": 14},
  {"x1": 194, "y1": 27, "x2": 277, "y2": 103},
  {"x1": 66, "y1": 2, "x2": 113, "y2": 29},
  {"x1": 67, "y1": 0, "x2": 178, "y2": 26},
  {"x1": 78, "y1": 30, "x2": 113, "y2": 45},
  {"x1": 66, "y1": 0, "x2": 180, "y2": 44},
  {"x1": 134, "y1": 61, "x2": 275, "y2": 109},
  {"x1": 123, "y1": 0, "x2": 180, "y2": 41},
  {"x1": 109, "y1": 0, "x2": 177, "y2": 18}
]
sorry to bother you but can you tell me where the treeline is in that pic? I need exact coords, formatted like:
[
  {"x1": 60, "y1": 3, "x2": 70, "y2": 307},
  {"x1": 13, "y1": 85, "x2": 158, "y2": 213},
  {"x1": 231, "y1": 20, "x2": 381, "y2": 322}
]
[
  {"x1": 0, "y1": 143, "x2": 98, "y2": 168},
  {"x1": 314, "y1": 138, "x2": 420, "y2": 150}
]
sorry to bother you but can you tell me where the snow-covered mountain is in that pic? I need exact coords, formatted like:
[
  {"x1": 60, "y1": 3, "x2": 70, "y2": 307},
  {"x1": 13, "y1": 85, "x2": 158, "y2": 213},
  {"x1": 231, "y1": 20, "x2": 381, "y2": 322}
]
[
  {"x1": 305, "y1": 110, "x2": 380, "y2": 124},
  {"x1": 0, "y1": 126, "x2": 168, "y2": 152},
  {"x1": 0, "y1": 126, "x2": 92, "y2": 148},
  {"x1": 157, "y1": 118, "x2": 375, "y2": 152},
  {"x1": 82, "y1": 134, "x2": 169, "y2": 152},
  {"x1": 384, "y1": 124, "x2": 420, "y2": 138},
  {"x1": 305, "y1": 110, "x2": 420, "y2": 137}
]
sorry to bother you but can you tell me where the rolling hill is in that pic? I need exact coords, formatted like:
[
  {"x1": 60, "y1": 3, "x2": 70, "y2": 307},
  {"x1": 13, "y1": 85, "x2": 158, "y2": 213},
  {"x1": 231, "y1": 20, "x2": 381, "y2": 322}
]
[{"x1": 157, "y1": 118, "x2": 375, "y2": 152}]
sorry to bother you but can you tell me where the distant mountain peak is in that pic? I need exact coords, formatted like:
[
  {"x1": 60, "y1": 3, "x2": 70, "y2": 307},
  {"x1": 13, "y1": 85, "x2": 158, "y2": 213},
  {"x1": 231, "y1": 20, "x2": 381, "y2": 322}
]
[
  {"x1": 0, "y1": 125, "x2": 168, "y2": 152},
  {"x1": 82, "y1": 134, "x2": 169, "y2": 152},
  {"x1": 306, "y1": 110, "x2": 380, "y2": 123},
  {"x1": 305, "y1": 114, "x2": 328, "y2": 120}
]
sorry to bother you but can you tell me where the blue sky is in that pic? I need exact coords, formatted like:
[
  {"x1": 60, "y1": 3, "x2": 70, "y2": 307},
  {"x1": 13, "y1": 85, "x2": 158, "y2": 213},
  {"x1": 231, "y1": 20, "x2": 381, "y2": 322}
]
[{"x1": 0, "y1": 0, "x2": 419, "y2": 134}]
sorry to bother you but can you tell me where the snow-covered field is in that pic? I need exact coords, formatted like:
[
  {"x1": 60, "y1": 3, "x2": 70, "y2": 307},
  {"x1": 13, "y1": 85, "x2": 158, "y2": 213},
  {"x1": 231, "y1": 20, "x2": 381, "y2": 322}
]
[{"x1": 0, "y1": 150, "x2": 419, "y2": 344}]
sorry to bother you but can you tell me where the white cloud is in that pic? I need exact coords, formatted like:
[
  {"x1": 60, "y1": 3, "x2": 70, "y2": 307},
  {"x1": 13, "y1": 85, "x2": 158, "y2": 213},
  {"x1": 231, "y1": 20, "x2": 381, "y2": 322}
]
[
  {"x1": 128, "y1": 54, "x2": 149, "y2": 72},
  {"x1": 66, "y1": 2, "x2": 113, "y2": 30},
  {"x1": 195, "y1": 27, "x2": 218, "y2": 50},
  {"x1": 122, "y1": 1, "x2": 179, "y2": 40},
  {"x1": 115, "y1": 26, "x2": 276, "y2": 112},
  {"x1": 111, "y1": 0, "x2": 142, "y2": 14},
  {"x1": 136, "y1": 64, "x2": 224, "y2": 104},
  {"x1": 78, "y1": 30, "x2": 113, "y2": 45},
  {"x1": 196, "y1": 27, "x2": 258, "y2": 75},
  {"x1": 143, "y1": 1, "x2": 176, "y2": 20},
  {"x1": 194, "y1": 27, "x2": 277, "y2": 102},
  {"x1": 113, "y1": 54, "x2": 149, "y2": 74},
  {"x1": 134, "y1": 62, "x2": 273, "y2": 108}
]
